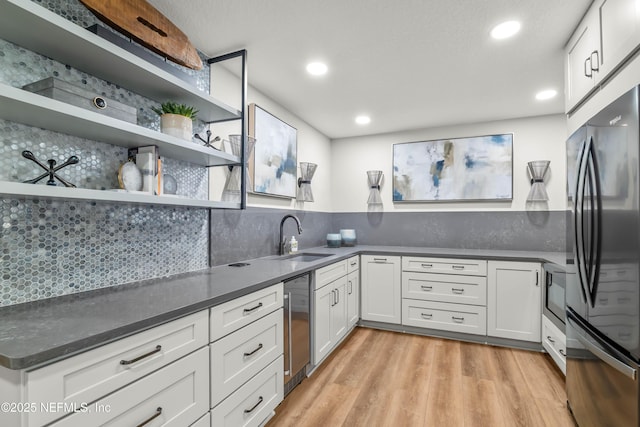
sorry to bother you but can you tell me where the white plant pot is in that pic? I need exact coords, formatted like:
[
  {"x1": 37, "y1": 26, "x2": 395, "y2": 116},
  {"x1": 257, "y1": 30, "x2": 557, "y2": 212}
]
[{"x1": 160, "y1": 113, "x2": 193, "y2": 140}]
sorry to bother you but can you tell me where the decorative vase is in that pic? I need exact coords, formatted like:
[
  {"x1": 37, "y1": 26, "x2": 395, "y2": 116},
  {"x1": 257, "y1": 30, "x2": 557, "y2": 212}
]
[{"x1": 160, "y1": 113, "x2": 193, "y2": 140}]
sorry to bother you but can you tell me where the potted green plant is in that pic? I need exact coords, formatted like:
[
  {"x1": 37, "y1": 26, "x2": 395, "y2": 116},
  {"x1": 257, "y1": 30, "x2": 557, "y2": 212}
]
[{"x1": 152, "y1": 101, "x2": 198, "y2": 141}]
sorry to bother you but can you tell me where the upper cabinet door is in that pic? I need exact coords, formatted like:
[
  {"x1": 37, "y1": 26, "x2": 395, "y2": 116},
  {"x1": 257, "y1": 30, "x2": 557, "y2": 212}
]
[
  {"x1": 598, "y1": 0, "x2": 640, "y2": 78},
  {"x1": 566, "y1": 6, "x2": 601, "y2": 112}
]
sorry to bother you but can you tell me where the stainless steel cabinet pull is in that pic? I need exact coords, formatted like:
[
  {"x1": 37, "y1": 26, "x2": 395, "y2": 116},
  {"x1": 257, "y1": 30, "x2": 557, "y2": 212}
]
[
  {"x1": 559, "y1": 349, "x2": 566, "y2": 357},
  {"x1": 243, "y1": 302, "x2": 263, "y2": 314},
  {"x1": 547, "y1": 335, "x2": 555, "y2": 343},
  {"x1": 535, "y1": 271, "x2": 539, "y2": 287},
  {"x1": 584, "y1": 57, "x2": 592, "y2": 77},
  {"x1": 244, "y1": 396, "x2": 264, "y2": 414},
  {"x1": 590, "y1": 50, "x2": 599, "y2": 71},
  {"x1": 451, "y1": 288, "x2": 464, "y2": 294},
  {"x1": 421, "y1": 285, "x2": 433, "y2": 291},
  {"x1": 120, "y1": 345, "x2": 162, "y2": 365},
  {"x1": 136, "y1": 407, "x2": 162, "y2": 427},
  {"x1": 452, "y1": 265, "x2": 465, "y2": 270},
  {"x1": 331, "y1": 289, "x2": 336, "y2": 306},
  {"x1": 348, "y1": 280, "x2": 353, "y2": 295},
  {"x1": 421, "y1": 313, "x2": 433, "y2": 319},
  {"x1": 350, "y1": 261, "x2": 357, "y2": 266},
  {"x1": 451, "y1": 316, "x2": 465, "y2": 323},
  {"x1": 421, "y1": 263, "x2": 433, "y2": 268},
  {"x1": 373, "y1": 258, "x2": 387, "y2": 262},
  {"x1": 243, "y1": 343, "x2": 263, "y2": 357}
]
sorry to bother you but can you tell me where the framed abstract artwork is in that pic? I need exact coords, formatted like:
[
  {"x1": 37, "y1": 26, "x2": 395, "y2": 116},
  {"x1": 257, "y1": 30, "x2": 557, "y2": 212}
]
[
  {"x1": 249, "y1": 103, "x2": 298, "y2": 198},
  {"x1": 393, "y1": 134, "x2": 513, "y2": 202}
]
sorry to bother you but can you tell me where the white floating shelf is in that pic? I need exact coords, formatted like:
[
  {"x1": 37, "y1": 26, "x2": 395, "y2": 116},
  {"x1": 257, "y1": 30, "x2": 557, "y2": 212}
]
[
  {"x1": 0, "y1": 181, "x2": 241, "y2": 210},
  {"x1": 0, "y1": 0, "x2": 241, "y2": 123},
  {"x1": 0, "y1": 84, "x2": 240, "y2": 167}
]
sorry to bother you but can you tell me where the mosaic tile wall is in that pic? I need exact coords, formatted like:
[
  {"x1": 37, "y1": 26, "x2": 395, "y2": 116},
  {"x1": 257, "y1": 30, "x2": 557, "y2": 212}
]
[
  {"x1": 1, "y1": 198, "x2": 209, "y2": 306},
  {"x1": 0, "y1": 0, "x2": 215, "y2": 306}
]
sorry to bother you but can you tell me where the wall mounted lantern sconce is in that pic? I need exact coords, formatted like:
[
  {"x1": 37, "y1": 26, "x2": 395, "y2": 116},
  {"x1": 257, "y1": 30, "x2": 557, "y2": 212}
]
[
  {"x1": 526, "y1": 160, "x2": 550, "y2": 201},
  {"x1": 367, "y1": 170, "x2": 384, "y2": 205},
  {"x1": 296, "y1": 162, "x2": 317, "y2": 202}
]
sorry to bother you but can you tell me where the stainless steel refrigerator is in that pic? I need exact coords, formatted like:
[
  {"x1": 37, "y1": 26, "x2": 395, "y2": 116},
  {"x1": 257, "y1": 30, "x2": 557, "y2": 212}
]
[{"x1": 566, "y1": 85, "x2": 640, "y2": 426}]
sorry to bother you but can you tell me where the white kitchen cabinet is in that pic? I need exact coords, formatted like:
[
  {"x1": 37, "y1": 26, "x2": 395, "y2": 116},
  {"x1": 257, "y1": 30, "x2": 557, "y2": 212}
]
[
  {"x1": 361, "y1": 255, "x2": 401, "y2": 324},
  {"x1": 313, "y1": 275, "x2": 348, "y2": 365},
  {"x1": 487, "y1": 261, "x2": 542, "y2": 342},
  {"x1": 542, "y1": 315, "x2": 566, "y2": 375},
  {"x1": 26, "y1": 311, "x2": 209, "y2": 427},
  {"x1": 50, "y1": 347, "x2": 209, "y2": 427},
  {"x1": 566, "y1": 0, "x2": 640, "y2": 112},
  {"x1": 347, "y1": 269, "x2": 360, "y2": 329}
]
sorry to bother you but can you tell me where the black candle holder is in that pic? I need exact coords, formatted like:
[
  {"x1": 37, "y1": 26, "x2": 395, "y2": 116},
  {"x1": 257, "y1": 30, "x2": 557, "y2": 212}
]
[{"x1": 22, "y1": 150, "x2": 79, "y2": 187}]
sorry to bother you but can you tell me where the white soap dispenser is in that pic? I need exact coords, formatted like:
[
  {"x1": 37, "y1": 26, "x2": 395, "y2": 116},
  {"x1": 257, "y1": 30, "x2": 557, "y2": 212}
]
[{"x1": 290, "y1": 236, "x2": 298, "y2": 254}]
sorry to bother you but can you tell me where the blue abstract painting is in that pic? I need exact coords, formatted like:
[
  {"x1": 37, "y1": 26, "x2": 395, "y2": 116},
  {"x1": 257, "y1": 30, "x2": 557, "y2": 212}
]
[
  {"x1": 250, "y1": 104, "x2": 297, "y2": 198},
  {"x1": 393, "y1": 134, "x2": 513, "y2": 202}
]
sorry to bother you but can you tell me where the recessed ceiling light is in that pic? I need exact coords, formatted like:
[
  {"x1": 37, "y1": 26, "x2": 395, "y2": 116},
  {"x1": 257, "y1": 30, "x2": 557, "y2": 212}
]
[
  {"x1": 355, "y1": 115, "x2": 371, "y2": 125},
  {"x1": 306, "y1": 62, "x2": 328, "y2": 76},
  {"x1": 535, "y1": 89, "x2": 557, "y2": 100},
  {"x1": 490, "y1": 20, "x2": 521, "y2": 40}
]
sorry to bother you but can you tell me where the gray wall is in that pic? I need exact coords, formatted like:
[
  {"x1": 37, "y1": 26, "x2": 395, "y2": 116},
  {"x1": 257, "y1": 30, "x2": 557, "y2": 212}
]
[{"x1": 209, "y1": 208, "x2": 566, "y2": 266}]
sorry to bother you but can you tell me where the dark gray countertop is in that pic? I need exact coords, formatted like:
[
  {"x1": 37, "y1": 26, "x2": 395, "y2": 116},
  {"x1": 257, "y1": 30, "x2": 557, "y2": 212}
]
[{"x1": 0, "y1": 246, "x2": 566, "y2": 370}]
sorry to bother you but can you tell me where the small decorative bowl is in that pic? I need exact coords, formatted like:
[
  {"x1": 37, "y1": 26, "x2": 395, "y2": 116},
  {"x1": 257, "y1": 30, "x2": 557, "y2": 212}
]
[
  {"x1": 326, "y1": 233, "x2": 342, "y2": 248},
  {"x1": 340, "y1": 229, "x2": 357, "y2": 247}
]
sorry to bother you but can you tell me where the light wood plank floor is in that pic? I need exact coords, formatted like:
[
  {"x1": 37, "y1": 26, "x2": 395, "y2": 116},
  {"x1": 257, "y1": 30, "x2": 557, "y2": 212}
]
[{"x1": 267, "y1": 327, "x2": 576, "y2": 427}]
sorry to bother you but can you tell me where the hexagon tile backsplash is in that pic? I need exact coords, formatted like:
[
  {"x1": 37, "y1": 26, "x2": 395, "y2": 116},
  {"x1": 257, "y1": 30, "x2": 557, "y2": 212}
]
[{"x1": 0, "y1": 198, "x2": 209, "y2": 307}]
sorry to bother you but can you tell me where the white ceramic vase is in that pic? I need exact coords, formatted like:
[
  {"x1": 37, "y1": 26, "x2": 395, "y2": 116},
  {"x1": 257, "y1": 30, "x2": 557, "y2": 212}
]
[{"x1": 160, "y1": 113, "x2": 193, "y2": 140}]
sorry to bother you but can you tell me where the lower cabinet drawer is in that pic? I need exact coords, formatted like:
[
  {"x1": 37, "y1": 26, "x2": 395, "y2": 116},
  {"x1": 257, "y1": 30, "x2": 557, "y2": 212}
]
[
  {"x1": 402, "y1": 299, "x2": 487, "y2": 335},
  {"x1": 402, "y1": 271, "x2": 486, "y2": 305},
  {"x1": 210, "y1": 283, "x2": 283, "y2": 342},
  {"x1": 542, "y1": 316, "x2": 566, "y2": 375},
  {"x1": 26, "y1": 311, "x2": 209, "y2": 427},
  {"x1": 210, "y1": 309, "x2": 283, "y2": 407},
  {"x1": 211, "y1": 355, "x2": 284, "y2": 427},
  {"x1": 402, "y1": 257, "x2": 487, "y2": 276},
  {"x1": 51, "y1": 346, "x2": 209, "y2": 427}
]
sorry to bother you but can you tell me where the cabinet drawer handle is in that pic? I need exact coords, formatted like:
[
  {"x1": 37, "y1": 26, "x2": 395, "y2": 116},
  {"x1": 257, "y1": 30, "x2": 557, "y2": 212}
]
[
  {"x1": 373, "y1": 258, "x2": 387, "y2": 262},
  {"x1": 421, "y1": 313, "x2": 433, "y2": 319},
  {"x1": 421, "y1": 263, "x2": 433, "y2": 268},
  {"x1": 136, "y1": 407, "x2": 162, "y2": 427},
  {"x1": 547, "y1": 335, "x2": 555, "y2": 344},
  {"x1": 243, "y1": 302, "x2": 263, "y2": 314},
  {"x1": 244, "y1": 343, "x2": 263, "y2": 357},
  {"x1": 559, "y1": 349, "x2": 566, "y2": 357},
  {"x1": 350, "y1": 261, "x2": 358, "y2": 266},
  {"x1": 120, "y1": 345, "x2": 162, "y2": 365},
  {"x1": 451, "y1": 288, "x2": 464, "y2": 294},
  {"x1": 420, "y1": 285, "x2": 433, "y2": 291},
  {"x1": 244, "y1": 396, "x2": 264, "y2": 414},
  {"x1": 451, "y1": 316, "x2": 465, "y2": 323},
  {"x1": 348, "y1": 280, "x2": 353, "y2": 295},
  {"x1": 452, "y1": 265, "x2": 465, "y2": 270}
]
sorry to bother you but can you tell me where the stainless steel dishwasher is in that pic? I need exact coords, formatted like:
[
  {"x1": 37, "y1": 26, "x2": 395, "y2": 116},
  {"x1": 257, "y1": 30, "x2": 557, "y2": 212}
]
[{"x1": 283, "y1": 273, "x2": 310, "y2": 395}]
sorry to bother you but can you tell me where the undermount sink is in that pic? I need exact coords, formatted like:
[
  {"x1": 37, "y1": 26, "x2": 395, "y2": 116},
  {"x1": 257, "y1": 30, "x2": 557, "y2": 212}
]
[{"x1": 277, "y1": 253, "x2": 332, "y2": 262}]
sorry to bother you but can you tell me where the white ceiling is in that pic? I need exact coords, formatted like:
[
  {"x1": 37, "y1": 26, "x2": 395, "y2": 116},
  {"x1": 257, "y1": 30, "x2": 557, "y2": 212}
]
[{"x1": 148, "y1": 0, "x2": 591, "y2": 139}]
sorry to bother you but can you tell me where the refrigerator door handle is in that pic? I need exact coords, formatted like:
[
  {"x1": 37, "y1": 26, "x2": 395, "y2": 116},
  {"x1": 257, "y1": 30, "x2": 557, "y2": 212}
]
[
  {"x1": 286, "y1": 292, "x2": 293, "y2": 377},
  {"x1": 574, "y1": 137, "x2": 590, "y2": 304},
  {"x1": 568, "y1": 312, "x2": 637, "y2": 380},
  {"x1": 585, "y1": 142, "x2": 603, "y2": 307}
]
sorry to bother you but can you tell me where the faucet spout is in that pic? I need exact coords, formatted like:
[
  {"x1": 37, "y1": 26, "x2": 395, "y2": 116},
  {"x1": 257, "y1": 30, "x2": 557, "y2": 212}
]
[{"x1": 279, "y1": 214, "x2": 303, "y2": 255}]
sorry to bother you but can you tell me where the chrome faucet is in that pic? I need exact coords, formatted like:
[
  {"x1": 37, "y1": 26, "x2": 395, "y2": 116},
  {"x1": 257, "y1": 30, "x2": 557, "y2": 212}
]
[{"x1": 279, "y1": 214, "x2": 303, "y2": 255}]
